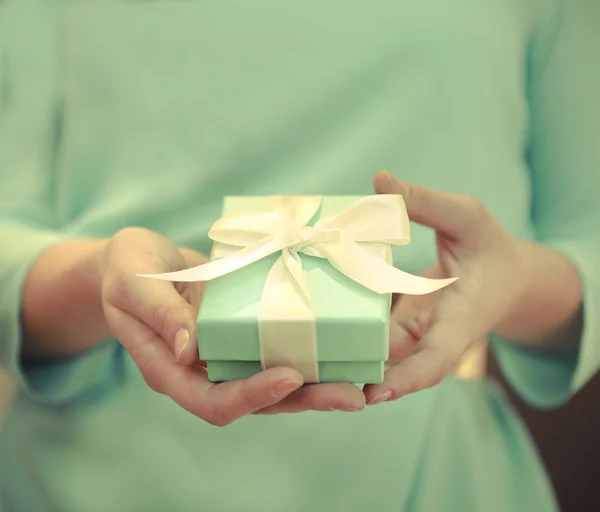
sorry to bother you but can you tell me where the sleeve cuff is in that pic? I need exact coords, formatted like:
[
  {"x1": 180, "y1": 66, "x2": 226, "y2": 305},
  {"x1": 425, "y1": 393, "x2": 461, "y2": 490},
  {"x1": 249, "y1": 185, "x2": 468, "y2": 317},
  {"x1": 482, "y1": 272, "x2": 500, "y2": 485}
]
[
  {"x1": 491, "y1": 239, "x2": 600, "y2": 409},
  {"x1": 0, "y1": 223, "x2": 120, "y2": 405}
]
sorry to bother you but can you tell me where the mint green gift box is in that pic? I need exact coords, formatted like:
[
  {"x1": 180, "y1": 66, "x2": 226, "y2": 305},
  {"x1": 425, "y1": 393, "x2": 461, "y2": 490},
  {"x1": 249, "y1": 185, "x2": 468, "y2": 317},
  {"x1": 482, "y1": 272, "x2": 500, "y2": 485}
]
[{"x1": 197, "y1": 196, "x2": 392, "y2": 384}]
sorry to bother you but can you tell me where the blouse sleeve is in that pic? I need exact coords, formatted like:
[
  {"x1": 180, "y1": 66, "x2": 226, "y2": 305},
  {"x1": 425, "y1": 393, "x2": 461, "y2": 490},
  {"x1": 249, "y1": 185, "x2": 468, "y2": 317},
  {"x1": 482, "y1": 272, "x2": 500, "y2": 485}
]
[
  {"x1": 490, "y1": 0, "x2": 600, "y2": 408},
  {"x1": 0, "y1": 1, "x2": 119, "y2": 406}
]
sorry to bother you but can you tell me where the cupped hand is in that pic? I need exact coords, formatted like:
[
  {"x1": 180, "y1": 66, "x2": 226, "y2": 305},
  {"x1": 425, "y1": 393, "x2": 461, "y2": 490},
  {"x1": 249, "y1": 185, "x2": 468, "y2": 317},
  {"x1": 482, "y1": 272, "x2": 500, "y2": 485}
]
[
  {"x1": 101, "y1": 227, "x2": 364, "y2": 426},
  {"x1": 363, "y1": 171, "x2": 529, "y2": 405}
]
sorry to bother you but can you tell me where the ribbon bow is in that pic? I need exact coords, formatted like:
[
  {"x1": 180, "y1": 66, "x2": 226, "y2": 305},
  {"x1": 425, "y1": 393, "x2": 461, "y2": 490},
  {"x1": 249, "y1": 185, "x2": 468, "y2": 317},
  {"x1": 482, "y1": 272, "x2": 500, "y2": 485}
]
[{"x1": 139, "y1": 195, "x2": 456, "y2": 300}]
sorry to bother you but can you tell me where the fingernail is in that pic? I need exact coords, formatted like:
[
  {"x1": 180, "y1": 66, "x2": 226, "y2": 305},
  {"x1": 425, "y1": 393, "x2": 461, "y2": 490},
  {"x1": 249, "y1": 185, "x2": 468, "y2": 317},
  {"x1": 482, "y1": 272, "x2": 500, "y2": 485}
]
[
  {"x1": 333, "y1": 406, "x2": 363, "y2": 412},
  {"x1": 368, "y1": 391, "x2": 392, "y2": 406},
  {"x1": 174, "y1": 328, "x2": 190, "y2": 360},
  {"x1": 273, "y1": 380, "x2": 302, "y2": 397}
]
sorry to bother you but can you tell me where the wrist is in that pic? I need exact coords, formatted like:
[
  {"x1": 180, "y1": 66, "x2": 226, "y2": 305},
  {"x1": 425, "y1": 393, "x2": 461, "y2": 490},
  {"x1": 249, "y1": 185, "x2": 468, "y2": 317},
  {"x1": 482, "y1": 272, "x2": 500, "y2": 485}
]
[
  {"x1": 22, "y1": 238, "x2": 111, "y2": 359},
  {"x1": 493, "y1": 239, "x2": 583, "y2": 348}
]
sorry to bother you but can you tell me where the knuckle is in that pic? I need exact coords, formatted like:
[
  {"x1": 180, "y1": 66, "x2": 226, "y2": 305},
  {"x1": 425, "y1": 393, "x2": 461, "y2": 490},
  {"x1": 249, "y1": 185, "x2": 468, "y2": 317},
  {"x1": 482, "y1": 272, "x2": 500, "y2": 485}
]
[
  {"x1": 399, "y1": 183, "x2": 412, "y2": 202},
  {"x1": 411, "y1": 187, "x2": 432, "y2": 212},
  {"x1": 457, "y1": 194, "x2": 479, "y2": 210},
  {"x1": 102, "y1": 269, "x2": 133, "y2": 307},
  {"x1": 310, "y1": 395, "x2": 331, "y2": 412},
  {"x1": 237, "y1": 388, "x2": 268, "y2": 414},
  {"x1": 458, "y1": 195, "x2": 490, "y2": 222},
  {"x1": 113, "y1": 226, "x2": 152, "y2": 242},
  {"x1": 204, "y1": 409, "x2": 234, "y2": 427},
  {"x1": 143, "y1": 373, "x2": 165, "y2": 395},
  {"x1": 388, "y1": 372, "x2": 413, "y2": 399},
  {"x1": 178, "y1": 247, "x2": 209, "y2": 266},
  {"x1": 152, "y1": 304, "x2": 174, "y2": 337},
  {"x1": 392, "y1": 381, "x2": 413, "y2": 399},
  {"x1": 422, "y1": 372, "x2": 445, "y2": 390}
]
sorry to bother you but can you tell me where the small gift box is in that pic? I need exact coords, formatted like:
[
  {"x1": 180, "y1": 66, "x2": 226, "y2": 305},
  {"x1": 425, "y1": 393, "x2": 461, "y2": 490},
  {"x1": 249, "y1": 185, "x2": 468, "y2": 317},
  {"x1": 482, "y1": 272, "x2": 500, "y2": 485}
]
[{"x1": 141, "y1": 195, "x2": 455, "y2": 384}]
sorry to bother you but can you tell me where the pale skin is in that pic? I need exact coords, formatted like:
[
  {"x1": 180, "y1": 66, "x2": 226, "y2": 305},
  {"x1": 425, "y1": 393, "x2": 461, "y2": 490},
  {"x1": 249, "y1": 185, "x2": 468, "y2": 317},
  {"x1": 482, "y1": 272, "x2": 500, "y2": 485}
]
[{"x1": 21, "y1": 171, "x2": 583, "y2": 425}]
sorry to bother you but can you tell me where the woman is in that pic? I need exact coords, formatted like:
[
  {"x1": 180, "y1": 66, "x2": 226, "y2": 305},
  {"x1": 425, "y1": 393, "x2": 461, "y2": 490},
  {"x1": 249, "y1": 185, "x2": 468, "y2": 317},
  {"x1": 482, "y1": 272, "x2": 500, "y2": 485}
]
[{"x1": 0, "y1": 0, "x2": 598, "y2": 510}]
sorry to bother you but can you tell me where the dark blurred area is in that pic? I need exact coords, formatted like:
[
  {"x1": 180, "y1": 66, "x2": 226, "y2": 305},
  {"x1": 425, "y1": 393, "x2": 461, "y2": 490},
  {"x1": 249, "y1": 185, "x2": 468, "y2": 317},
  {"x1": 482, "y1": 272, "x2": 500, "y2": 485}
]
[{"x1": 488, "y1": 354, "x2": 600, "y2": 512}]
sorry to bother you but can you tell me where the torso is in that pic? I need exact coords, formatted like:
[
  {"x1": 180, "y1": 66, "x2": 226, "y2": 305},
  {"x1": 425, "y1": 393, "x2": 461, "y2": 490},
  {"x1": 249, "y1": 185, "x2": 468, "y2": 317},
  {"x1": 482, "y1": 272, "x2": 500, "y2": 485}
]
[{"x1": 0, "y1": 1, "x2": 557, "y2": 510}]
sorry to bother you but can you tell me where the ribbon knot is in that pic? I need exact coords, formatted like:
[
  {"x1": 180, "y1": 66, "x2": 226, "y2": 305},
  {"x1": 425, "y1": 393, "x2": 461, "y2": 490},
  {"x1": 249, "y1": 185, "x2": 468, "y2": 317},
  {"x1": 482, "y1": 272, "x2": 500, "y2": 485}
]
[{"x1": 292, "y1": 226, "x2": 317, "y2": 252}]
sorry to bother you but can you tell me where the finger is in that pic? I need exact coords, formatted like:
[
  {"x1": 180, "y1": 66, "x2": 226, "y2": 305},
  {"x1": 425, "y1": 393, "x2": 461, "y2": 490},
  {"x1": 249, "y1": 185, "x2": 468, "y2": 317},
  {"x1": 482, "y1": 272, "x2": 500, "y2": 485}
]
[
  {"x1": 387, "y1": 318, "x2": 420, "y2": 365},
  {"x1": 364, "y1": 290, "x2": 475, "y2": 404},
  {"x1": 255, "y1": 382, "x2": 365, "y2": 414},
  {"x1": 178, "y1": 248, "x2": 207, "y2": 312},
  {"x1": 106, "y1": 257, "x2": 200, "y2": 365},
  {"x1": 175, "y1": 280, "x2": 204, "y2": 312},
  {"x1": 106, "y1": 303, "x2": 305, "y2": 425},
  {"x1": 200, "y1": 369, "x2": 305, "y2": 425},
  {"x1": 364, "y1": 348, "x2": 450, "y2": 405},
  {"x1": 260, "y1": 318, "x2": 425, "y2": 415},
  {"x1": 388, "y1": 263, "x2": 441, "y2": 365},
  {"x1": 362, "y1": 319, "x2": 419, "y2": 401},
  {"x1": 373, "y1": 170, "x2": 490, "y2": 241}
]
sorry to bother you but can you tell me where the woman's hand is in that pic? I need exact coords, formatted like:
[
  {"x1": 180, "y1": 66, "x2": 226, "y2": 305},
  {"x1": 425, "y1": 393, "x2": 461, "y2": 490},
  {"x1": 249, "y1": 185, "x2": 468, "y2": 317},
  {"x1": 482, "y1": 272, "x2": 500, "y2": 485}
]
[
  {"x1": 363, "y1": 171, "x2": 582, "y2": 405},
  {"x1": 101, "y1": 228, "x2": 365, "y2": 425}
]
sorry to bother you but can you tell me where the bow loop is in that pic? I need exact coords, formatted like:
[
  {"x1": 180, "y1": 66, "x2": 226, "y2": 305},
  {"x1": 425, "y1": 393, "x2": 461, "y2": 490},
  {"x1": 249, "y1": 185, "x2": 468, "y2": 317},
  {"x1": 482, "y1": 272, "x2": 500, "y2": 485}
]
[
  {"x1": 209, "y1": 212, "x2": 297, "y2": 246},
  {"x1": 315, "y1": 195, "x2": 410, "y2": 244},
  {"x1": 269, "y1": 195, "x2": 322, "y2": 227}
]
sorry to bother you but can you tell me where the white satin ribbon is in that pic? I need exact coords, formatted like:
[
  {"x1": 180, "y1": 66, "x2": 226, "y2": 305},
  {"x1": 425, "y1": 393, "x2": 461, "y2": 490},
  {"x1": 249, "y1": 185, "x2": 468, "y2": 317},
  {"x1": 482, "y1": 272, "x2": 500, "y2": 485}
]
[{"x1": 139, "y1": 195, "x2": 457, "y2": 382}]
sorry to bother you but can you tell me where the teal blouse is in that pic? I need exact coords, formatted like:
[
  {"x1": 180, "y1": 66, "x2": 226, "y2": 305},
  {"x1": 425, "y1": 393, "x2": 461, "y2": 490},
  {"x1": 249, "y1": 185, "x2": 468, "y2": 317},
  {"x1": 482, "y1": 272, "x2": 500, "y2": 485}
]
[{"x1": 1, "y1": 1, "x2": 599, "y2": 510}]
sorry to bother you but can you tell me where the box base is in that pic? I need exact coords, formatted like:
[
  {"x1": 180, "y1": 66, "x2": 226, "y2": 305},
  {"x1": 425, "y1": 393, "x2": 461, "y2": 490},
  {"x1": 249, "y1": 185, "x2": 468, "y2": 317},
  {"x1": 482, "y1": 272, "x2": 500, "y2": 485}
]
[{"x1": 207, "y1": 361, "x2": 384, "y2": 384}]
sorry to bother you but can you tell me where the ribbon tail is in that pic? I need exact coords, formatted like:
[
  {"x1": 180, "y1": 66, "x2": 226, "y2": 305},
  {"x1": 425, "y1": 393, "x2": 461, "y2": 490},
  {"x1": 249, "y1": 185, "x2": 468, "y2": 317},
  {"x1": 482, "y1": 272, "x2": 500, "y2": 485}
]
[
  {"x1": 317, "y1": 238, "x2": 457, "y2": 295},
  {"x1": 137, "y1": 235, "x2": 290, "y2": 282}
]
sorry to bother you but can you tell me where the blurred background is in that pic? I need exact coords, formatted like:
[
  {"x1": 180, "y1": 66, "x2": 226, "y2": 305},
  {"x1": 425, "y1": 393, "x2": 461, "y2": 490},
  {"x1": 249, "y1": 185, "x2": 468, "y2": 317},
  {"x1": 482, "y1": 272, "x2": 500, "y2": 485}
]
[
  {"x1": 0, "y1": 368, "x2": 15, "y2": 427},
  {"x1": 487, "y1": 356, "x2": 600, "y2": 512},
  {"x1": 1, "y1": 345, "x2": 598, "y2": 511}
]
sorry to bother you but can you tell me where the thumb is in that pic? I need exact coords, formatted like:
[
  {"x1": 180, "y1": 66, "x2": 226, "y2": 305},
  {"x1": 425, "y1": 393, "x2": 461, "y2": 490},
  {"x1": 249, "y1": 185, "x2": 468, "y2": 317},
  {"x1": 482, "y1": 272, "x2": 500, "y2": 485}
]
[
  {"x1": 373, "y1": 170, "x2": 488, "y2": 240},
  {"x1": 135, "y1": 277, "x2": 199, "y2": 365},
  {"x1": 105, "y1": 259, "x2": 199, "y2": 366}
]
